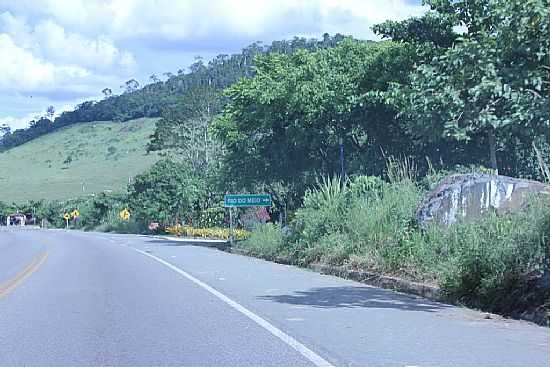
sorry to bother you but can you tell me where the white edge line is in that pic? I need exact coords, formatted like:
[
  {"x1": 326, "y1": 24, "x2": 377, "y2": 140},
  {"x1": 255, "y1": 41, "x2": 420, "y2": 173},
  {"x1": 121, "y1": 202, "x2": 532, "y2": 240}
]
[{"x1": 129, "y1": 246, "x2": 335, "y2": 367}]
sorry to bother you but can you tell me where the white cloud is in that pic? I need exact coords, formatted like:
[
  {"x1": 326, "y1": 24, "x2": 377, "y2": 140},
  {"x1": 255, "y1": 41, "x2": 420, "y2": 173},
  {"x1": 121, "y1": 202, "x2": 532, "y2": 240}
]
[
  {"x1": 0, "y1": 12, "x2": 136, "y2": 72},
  {"x1": 0, "y1": 10, "x2": 135, "y2": 106},
  {"x1": 0, "y1": 0, "x2": 425, "y2": 41},
  {"x1": 0, "y1": 113, "x2": 41, "y2": 131},
  {"x1": 0, "y1": 33, "x2": 90, "y2": 91},
  {"x1": 34, "y1": 20, "x2": 136, "y2": 71}
]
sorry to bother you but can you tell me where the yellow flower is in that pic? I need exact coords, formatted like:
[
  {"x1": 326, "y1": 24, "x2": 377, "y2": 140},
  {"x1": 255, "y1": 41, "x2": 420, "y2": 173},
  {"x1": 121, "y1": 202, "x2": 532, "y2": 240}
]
[{"x1": 165, "y1": 225, "x2": 250, "y2": 240}]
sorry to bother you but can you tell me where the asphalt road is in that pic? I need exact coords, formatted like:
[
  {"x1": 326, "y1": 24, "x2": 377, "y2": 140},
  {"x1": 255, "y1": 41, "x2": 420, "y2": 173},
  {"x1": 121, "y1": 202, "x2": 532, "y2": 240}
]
[{"x1": 1, "y1": 228, "x2": 550, "y2": 367}]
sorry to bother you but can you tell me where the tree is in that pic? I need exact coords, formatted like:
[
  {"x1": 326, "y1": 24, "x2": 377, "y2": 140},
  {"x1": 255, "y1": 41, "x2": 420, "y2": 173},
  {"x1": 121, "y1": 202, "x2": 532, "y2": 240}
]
[
  {"x1": 213, "y1": 39, "x2": 418, "y2": 195},
  {"x1": 392, "y1": 0, "x2": 550, "y2": 173},
  {"x1": 373, "y1": 11, "x2": 458, "y2": 48},
  {"x1": 46, "y1": 106, "x2": 55, "y2": 120},
  {"x1": 127, "y1": 160, "x2": 204, "y2": 225},
  {"x1": 122, "y1": 79, "x2": 140, "y2": 94},
  {"x1": 148, "y1": 85, "x2": 224, "y2": 174},
  {"x1": 0, "y1": 124, "x2": 10, "y2": 137},
  {"x1": 102, "y1": 88, "x2": 113, "y2": 98}
]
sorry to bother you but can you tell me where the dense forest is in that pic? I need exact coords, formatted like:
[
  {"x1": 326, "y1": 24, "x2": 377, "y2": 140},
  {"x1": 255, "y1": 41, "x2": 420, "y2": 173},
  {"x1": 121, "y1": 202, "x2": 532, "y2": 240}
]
[{"x1": 0, "y1": 34, "x2": 348, "y2": 152}]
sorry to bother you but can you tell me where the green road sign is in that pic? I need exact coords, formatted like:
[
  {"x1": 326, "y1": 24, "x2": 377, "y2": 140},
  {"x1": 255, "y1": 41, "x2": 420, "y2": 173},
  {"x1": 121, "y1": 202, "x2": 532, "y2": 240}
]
[{"x1": 224, "y1": 194, "x2": 272, "y2": 207}]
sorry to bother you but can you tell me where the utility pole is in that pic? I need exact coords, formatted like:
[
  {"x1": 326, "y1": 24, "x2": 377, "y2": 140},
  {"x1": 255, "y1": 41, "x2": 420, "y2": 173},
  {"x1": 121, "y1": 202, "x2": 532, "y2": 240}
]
[{"x1": 339, "y1": 137, "x2": 345, "y2": 178}]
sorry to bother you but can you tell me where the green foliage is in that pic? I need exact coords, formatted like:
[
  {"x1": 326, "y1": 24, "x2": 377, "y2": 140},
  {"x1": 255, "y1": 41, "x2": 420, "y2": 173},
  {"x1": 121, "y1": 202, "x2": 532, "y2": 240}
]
[
  {"x1": 196, "y1": 207, "x2": 225, "y2": 228},
  {"x1": 147, "y1": 85, "x2": 224, "y2": 175},
  {"x1": 345, "y1": 180, "x2": 424, "y2": 272},
  {"x1": 238, "y1": 223, "x2": 288, "y2": 262},
  {"x1": 437, "y1": 201, "x2": 550, "y2": 314},
  {"x1": 214, "y1": 39, "x2": 419, "y2": 195},
  {"x1": 292, "y1": 176, "x2": 350, "y2": 250},
  {"x1": 389, "y1": 0, "x2": 550, "y2": 173},
  {"x1": 242, "y1": 172, "x2": 424, "y2": 270},
  {"x1": 127, "y1": 160, "x2": 204, "y2": 225},
  {"x1": 373, "y1": 11, "x2": 458, "y2": 48},
  {"x1": 386, "y1": 156, "x2": 417, "y2": 183},
  {"x1": 347, "y1": 175, "x2": 385, "y2": 197}
]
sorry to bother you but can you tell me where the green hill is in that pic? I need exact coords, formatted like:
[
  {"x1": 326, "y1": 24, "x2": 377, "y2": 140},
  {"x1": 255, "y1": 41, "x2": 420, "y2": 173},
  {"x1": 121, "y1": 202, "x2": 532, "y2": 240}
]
[{"x1": 0, "y1": 118, "x2": 160, "y2": 203}]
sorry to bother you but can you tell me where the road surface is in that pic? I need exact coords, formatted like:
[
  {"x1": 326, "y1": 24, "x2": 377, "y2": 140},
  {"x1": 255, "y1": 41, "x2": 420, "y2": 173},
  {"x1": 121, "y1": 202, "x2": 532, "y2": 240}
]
[{"x1": 1, "y1": 228, "x2": 549, "y2": 367}]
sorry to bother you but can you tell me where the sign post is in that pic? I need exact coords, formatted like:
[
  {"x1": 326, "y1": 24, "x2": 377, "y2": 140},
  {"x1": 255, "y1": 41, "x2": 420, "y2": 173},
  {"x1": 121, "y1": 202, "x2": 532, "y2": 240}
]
[
  {"x1": 72, "y1": 209, "x2": 80, "y2": 225},
  {"x1": 229, "y1": 207, "x2": 234, "y2": 245},
  {"x1": 224, "y1": 194, "x2": 272, "y2": 246},
  {"x1": 224, "y1": 194, "x2": 272, "y2": 208},
  {"x1": 63, "y1": 213, "x2": 70, "y2": 229}
]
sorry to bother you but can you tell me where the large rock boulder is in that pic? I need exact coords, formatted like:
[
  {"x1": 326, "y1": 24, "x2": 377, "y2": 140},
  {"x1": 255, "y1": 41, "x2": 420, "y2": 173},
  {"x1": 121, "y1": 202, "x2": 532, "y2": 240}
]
[{"x1": 417, "y1": 174, "x2": 550, "y2": 228}]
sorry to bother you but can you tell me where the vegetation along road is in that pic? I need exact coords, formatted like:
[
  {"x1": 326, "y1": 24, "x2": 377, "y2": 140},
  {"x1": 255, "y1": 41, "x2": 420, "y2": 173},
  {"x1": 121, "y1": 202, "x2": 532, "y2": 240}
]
[{"x1": 1, "y1": 228, "x2": 549, "y2": 367}]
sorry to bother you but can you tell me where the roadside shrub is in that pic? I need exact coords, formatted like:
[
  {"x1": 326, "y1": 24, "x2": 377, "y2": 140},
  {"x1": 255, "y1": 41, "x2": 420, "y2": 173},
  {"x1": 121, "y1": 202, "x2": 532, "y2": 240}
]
[
  {"x1": 280, "y1": 173, "x2": 426, "y2": 270},
  {"x1": 438, "y1": 201, "x2": 550, "y2": 314},
  {"x1": 94, "y1": 219, "x2": 144, "y2": 234},
  {"x1": 291, "y1": 176, "x2": 349, "y2": 250},
  {"x1": 195, "y1": 207, "x2": 225, "y2": 228},
  {"x1": 348, "y1": 175, "x2": 385, "y2": 197},
  {"x1": 239, "y1": 207, "x2": 271, "y2": 231},
  {"x1": 304, "y1": 232, "x2": 353, "y2": 265},
  {"x1": 128, "y1": 160, "x2": 204, "y2": 225},
  {"x1": 345, "y1": 180, "x2": 423, "y2": 270},
  {"x1": 238, "y1": 223, "x2": 289, "y2": 262}
]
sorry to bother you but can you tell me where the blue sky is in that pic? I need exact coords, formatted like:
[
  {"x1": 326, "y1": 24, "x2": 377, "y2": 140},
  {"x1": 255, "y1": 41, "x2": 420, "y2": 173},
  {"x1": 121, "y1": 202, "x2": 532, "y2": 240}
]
[{"x1": 0, "y1": 0, "x2": 425, "y2": 130}]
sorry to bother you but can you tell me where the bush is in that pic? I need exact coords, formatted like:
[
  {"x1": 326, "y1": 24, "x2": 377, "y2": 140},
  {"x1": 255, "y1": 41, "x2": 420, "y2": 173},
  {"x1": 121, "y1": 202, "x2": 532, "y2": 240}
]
[
  {"x1": 128, "y1": 160, "x2": 204, "y2": 225},
  {"x1": 94, "y1": 219, "x2": 144, "y2": 234},
  {"x1": 238, "y1": 223, "x2": 290, "y2": 262},
  {"x1": 195, "y1": 207, "x2": 225, "y2": 228},
  {"x1": 291, "y1": 176, "x2": 350, "y2": 251},
  {"x1": 438, "y1": 202, "x2": 550, "y2": 314},
  {"x1": 288, "y1": 175, "x2": 424, "y2": 270},
  {"x1": 304, "y1": 232, "x2": 353, "y2": 265},
  {"x1": 345, "y1": 179, "x2": 423, "y2": 272}
]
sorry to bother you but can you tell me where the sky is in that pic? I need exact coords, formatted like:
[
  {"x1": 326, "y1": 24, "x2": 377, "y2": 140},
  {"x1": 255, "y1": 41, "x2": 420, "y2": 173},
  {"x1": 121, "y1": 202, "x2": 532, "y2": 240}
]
[{"x1": 0, "y1": 0, "x2": 425, "y2": 130}]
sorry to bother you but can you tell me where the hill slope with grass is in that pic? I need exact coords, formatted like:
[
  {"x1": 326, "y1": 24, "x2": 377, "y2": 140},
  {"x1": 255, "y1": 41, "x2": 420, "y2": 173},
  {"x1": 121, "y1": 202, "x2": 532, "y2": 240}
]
[{"x1": 0, "y1": 118, "x2": 160, "y2": 203}]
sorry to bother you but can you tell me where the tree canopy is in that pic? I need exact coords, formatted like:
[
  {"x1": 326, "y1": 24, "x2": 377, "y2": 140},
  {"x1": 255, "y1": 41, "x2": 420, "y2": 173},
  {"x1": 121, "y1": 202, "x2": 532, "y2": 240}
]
[
  {"x1": 388, "y1": 0, "x2": 550, "y2": 173},
  {"x1": 128, "y1": 160, "x2": 204, "y2": 225},
  {"x1": 213, "y1": 39, "x2": 418, "y2": 194}
]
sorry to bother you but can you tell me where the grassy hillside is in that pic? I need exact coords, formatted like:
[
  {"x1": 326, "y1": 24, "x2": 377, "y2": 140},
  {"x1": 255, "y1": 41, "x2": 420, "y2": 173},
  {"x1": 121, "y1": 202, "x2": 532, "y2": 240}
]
[{"x1": 0, "y1": 118, "x2": 160, "y2": 203}]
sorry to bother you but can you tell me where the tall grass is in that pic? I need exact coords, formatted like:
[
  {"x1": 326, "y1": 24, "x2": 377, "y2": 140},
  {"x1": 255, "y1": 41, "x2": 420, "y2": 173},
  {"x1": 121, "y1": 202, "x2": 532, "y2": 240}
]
[
  {"x1": 534, "y1": 142, "x2": 550, "y2": 183},
  {"x1": 241, "y1": 159, "x2": 550, "y2": 318},
  {"x1": 386, "y1": 156, "x2": 417, "y2": 183},
  {"x1": 238, "y1": 223, "x2": 290, "y2": 262}
]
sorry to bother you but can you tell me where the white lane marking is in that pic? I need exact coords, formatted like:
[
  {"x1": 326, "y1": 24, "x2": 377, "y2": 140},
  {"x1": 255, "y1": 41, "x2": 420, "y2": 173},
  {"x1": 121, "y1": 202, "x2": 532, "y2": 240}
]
[{"x1": 130, "y1": 246, "x2": 335, "y2": 367}]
